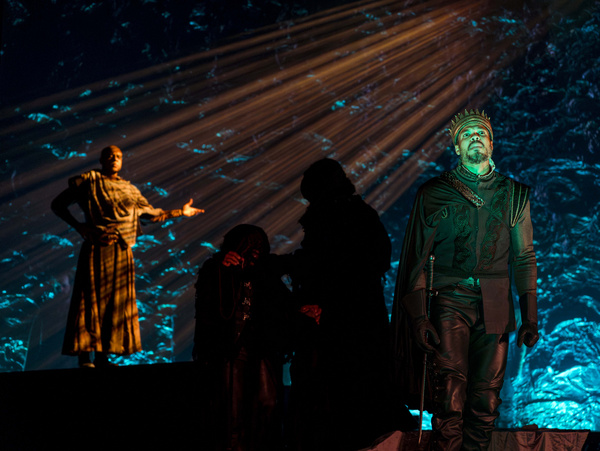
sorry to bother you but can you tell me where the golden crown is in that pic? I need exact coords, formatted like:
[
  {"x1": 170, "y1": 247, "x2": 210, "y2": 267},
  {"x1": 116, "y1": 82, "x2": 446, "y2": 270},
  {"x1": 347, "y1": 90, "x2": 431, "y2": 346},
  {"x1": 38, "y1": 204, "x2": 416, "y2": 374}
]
[{"x1": 449, "y1": 109, "x2": 493, "y2": 144}]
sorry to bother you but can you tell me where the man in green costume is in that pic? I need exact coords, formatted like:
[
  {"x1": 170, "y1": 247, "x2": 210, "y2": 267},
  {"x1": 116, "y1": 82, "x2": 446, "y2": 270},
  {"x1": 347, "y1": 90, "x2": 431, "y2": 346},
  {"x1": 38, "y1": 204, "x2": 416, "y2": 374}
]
[{"x1": 392, "y1": 110, "x2": 539, "y2": 450}]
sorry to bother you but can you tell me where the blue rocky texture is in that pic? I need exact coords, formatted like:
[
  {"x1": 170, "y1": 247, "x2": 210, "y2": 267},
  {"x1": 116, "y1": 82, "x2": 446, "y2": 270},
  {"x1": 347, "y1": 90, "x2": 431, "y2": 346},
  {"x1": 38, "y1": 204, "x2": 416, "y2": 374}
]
[{"x1": 491, "y1": 6, "x2": 600, "y2": 429}]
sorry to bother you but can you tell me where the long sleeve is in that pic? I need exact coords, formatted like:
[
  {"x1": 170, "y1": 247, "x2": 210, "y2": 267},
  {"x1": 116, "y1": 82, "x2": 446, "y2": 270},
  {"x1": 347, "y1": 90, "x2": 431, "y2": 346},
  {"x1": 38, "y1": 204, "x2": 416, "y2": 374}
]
[{"x1": 510, "y1": 199, "x2": 537, "y2": 296}]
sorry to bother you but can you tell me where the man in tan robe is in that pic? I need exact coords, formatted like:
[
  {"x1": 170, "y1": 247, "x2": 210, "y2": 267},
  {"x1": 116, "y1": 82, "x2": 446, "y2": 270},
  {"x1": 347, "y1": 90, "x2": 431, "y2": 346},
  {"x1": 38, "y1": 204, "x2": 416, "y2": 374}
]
[{"x1": 51, "y1": 145, "x2": 203, "y2": 368}]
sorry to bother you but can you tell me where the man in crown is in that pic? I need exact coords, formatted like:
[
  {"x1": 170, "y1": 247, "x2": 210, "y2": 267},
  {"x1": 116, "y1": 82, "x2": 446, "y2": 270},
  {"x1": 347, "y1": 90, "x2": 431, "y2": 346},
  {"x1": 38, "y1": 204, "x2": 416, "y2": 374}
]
[{"x1": 391, "y1": 110, "x2": 539, "y2": 450}]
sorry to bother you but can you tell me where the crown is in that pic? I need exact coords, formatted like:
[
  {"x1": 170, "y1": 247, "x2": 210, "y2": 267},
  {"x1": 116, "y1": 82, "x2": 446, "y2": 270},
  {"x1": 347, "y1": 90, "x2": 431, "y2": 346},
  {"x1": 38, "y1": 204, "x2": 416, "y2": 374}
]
[{"x1": 449, "y1": 109, "x2": 493, "y2": 144}]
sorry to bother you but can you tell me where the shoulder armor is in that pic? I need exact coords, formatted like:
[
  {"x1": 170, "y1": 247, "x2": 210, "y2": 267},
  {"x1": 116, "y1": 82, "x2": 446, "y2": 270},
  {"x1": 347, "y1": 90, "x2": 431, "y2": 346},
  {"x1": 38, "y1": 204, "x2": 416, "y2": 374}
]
[
  {"x1": 439, "y1": 171, "x2": 485, "y2": 209},
  {"x1": 509, "y1": 179, "x2": 530, "y2": 228}
]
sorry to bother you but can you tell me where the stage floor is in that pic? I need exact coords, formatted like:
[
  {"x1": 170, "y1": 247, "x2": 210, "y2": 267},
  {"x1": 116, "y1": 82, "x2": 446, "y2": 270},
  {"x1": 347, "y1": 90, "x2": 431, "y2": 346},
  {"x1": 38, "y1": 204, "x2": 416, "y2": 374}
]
[{"x1": 1, "y1": 362, "x2": 598, "y2": 450}]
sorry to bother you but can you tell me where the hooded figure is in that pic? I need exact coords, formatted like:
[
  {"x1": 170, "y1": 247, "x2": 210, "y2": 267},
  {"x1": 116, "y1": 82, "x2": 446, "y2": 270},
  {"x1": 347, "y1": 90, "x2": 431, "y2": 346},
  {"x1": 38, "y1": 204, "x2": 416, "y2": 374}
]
[
  {"x1": 194, "y1": 224, "x2": 293, "y2": 451},
  {"x1": 288, "y1": 159, "x2": 411, "y2": 451}
]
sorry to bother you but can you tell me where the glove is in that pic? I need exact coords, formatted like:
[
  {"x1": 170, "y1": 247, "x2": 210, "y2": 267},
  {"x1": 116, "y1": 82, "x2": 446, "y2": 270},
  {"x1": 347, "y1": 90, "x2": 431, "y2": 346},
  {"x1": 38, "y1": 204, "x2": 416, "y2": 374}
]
[
  {"x1": 517, "y1": 322, "x2": 539, "y2": 348},
  {"x1": 401, "y1": 290, "x2": 440, "y2": 353},
  {"x1": 517, "y1": 293, "x2": 540, "y2": 348},
  {"x1": 412, "y1": 315, "x2": 441, "y2": 353}
]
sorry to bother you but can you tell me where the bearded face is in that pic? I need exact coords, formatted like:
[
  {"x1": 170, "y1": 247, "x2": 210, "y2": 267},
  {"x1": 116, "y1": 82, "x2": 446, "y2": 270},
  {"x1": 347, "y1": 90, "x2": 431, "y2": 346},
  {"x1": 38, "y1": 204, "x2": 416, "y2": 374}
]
[{"x1": 455, "y1": 124, "x2": 493, "y2": 165}]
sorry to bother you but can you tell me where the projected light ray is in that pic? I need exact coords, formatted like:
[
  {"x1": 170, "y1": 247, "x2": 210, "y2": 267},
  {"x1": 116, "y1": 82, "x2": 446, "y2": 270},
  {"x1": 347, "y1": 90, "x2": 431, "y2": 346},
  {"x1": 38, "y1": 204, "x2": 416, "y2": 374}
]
[
  {"x1": 0, "y1": 0, "x2": 583, "y2": 371},
  {"x1": 3, "y1": 0, "x2": 432, "y2": 139},
  {"x1": 1, "y1": 2, "x2": 564, "y2": 258},
  {"x1": 1, "y1": 0, "x2": 552, "y2": 203},
  {"x1": 3, "y1": 0, "x2": 578, "y2": 143},
  {"x1": 0, "y1": 3, "x2": 544, "y2": 294},
  {"x1": 112, "y1": 22, "x2": 495, "y2": 219},
  {"x1": 2, "y1": 0, "x2": 487, "y2": 156},
  {"x1": 0, "y1": 40, "x2": 508, "y2": 218},
  {"x1": 4, "y1": 4, "x2": 486, "y2": 226}
]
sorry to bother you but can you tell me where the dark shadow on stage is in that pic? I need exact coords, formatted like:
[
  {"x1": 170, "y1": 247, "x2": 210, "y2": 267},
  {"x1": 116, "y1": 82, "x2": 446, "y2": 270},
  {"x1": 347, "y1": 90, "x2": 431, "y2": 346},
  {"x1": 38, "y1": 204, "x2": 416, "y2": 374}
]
[
  {"x1": 1, "y1": 363, "x2": 598, "y2": 451},
  {"x1": 0, "y1": 362, "x2": 204, "y2": 450}
]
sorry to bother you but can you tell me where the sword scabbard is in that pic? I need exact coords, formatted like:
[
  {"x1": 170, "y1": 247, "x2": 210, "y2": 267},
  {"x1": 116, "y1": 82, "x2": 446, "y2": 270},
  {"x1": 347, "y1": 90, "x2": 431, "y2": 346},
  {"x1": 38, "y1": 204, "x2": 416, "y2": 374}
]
[{"x1": 418, "y1": 253, "x2": 436, "y2": 445}]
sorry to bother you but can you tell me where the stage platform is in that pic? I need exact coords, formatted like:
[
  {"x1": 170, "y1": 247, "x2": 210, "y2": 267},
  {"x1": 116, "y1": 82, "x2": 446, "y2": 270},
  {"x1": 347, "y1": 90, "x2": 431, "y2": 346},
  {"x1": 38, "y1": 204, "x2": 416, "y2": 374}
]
[
  {"x1": 1, "y1": 362, "x2": 598, "y2": 450},
  {"x1": 366, "y1": 430, "x2": 598, "y2": 451}
]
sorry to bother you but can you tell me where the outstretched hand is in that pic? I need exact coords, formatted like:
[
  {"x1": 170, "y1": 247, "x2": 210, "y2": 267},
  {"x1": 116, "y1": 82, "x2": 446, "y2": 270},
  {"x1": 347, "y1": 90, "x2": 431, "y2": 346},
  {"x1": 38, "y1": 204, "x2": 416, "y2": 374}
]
[{"x1": 182, "y1": 199, "x2": 205, "y2": 217}]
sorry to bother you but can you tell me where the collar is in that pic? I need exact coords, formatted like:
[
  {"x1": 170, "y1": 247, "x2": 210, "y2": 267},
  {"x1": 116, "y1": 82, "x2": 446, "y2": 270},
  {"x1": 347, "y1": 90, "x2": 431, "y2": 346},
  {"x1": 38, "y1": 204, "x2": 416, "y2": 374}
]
[{"x1": 457, "y1": 158, "x2": 496, "y2": 181}]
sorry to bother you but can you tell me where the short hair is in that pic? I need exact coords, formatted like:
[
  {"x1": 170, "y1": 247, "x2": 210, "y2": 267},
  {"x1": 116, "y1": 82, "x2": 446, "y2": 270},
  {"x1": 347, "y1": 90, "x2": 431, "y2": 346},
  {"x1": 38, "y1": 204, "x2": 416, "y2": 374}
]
[{"x1": 100, "y1": 145, "x2": 122, "y2": 160}]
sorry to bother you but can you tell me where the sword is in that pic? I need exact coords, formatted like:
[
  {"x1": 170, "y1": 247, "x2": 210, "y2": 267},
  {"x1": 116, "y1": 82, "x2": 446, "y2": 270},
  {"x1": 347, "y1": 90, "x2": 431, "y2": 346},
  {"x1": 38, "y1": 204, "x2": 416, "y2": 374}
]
[{"x1": 418, "y1": 253, "x2": 435, "y2": 445}]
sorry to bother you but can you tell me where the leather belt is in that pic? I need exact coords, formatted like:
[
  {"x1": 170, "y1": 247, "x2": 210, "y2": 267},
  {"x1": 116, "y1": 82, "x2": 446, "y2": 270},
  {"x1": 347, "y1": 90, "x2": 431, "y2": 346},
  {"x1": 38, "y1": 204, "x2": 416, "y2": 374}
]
[{"x1": 459, "y1": 277, "x2": 480, "y2": 288}]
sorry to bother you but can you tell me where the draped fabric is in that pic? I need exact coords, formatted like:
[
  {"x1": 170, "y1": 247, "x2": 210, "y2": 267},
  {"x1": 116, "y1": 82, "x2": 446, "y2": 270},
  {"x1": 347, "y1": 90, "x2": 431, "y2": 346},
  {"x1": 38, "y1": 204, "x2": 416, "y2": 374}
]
[
  {"x1": 289, "y1": 193, "x2": 398, "y2": 450},
  {"x1": 70, "y1": 170, "x2": 163, "y2": 247},
  {"x1": 193, "y1": 254, "x2": 294, "y2": 362},
  {"x1": 193, "y1": 252, "x2": 293, "y2": 451},
  {"x1": 62, "y1": 170, "x2": 164, "y2": 356},
  {"x1": 63, "y1": 241, "x2": 141, "y2": 355}
]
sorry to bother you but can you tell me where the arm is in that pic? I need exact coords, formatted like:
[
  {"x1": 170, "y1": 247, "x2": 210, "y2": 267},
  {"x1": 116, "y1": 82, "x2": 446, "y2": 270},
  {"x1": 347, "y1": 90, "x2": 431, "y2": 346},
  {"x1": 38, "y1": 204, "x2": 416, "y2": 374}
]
[
  {"x1": 398, "y1": 187, "x2": 440, "y2": 297},
  {"x1": 142, "y1": 198, "x2": 205, "y2": 223},
  {"x1": 51, "y1": 186, "x2": 96, "y2": 241},
  {"x1": 400, "y1": 289, "x2": 440, "y2": 353},
  {"x1": 394, "y1": 185, "x2": 442, "y2": 351},
  {"x1": 220, "y1": 250, "x2": 322, "y2": 325},
  {"x1": 510, "y1": 199, "x2": 539, "y2": 347},
  {"x1": 511, "y1": 200, "x2": 537, "y2": 296}
]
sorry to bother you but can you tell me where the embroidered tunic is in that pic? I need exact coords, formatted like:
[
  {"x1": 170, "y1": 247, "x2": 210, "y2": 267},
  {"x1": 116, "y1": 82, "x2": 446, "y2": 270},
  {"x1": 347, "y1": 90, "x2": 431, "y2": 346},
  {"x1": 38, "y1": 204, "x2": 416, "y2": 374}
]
[{"x1": 394, "y1": 164, "x2": 537, "y2": 335}]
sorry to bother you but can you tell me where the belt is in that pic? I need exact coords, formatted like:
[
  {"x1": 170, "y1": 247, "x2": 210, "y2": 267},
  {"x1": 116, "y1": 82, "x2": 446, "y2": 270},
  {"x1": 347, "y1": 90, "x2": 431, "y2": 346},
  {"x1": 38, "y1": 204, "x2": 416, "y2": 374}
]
[{"x1": 458, "y1": 277, "x2": 480, "y2": 288}]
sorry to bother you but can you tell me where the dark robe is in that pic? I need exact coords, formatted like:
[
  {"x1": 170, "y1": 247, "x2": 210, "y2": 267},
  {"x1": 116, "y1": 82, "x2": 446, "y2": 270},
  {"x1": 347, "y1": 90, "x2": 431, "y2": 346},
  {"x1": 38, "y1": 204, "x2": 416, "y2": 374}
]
[
  {"x1": 194, "y1": 253, "x2": 293, "y2": 451},
  {"x1": 289, "y1": 193, "x2": 398, "y2": 450}
]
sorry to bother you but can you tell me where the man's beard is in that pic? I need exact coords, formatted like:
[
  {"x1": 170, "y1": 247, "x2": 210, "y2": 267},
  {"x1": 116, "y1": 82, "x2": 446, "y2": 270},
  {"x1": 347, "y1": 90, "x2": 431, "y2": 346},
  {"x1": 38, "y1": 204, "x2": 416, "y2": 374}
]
[{"x1": 464, "y1": 145, "x2": 492, "y2": 164}]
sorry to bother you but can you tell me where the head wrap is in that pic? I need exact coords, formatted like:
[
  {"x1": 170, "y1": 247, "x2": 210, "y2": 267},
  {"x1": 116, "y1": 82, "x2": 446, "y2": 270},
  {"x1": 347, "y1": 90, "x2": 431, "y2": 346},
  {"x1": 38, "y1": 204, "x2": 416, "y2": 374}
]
[
  {"x1": 449, "y1": 109, "x2": 493, "y2": 144},
  {"x1": 300, "y1": 158, "x2": 355, "y2": 203},
  {"x1": 221, "y1": 224, "x2": 270, "y2": 260}
]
